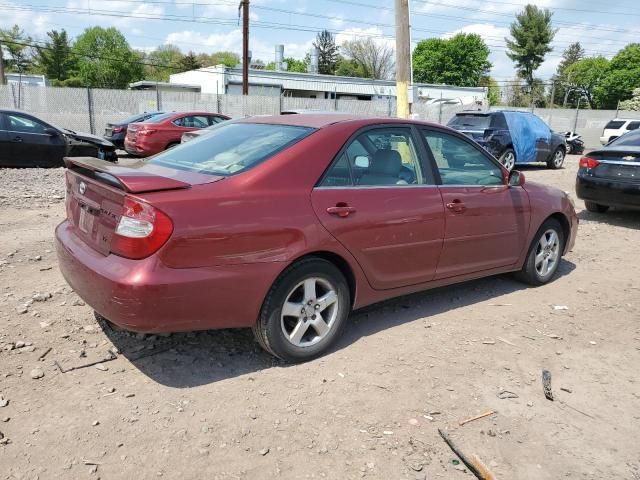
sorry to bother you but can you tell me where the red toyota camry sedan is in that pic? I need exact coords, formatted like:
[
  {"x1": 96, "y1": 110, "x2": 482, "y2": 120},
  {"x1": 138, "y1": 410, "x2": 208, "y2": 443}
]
[{"x1": 56, "y1": 115, "x2": 577, "y2": 361}]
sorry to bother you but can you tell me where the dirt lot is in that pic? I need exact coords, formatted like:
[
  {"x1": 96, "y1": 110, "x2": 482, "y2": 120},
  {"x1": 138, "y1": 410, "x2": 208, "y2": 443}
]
[{"x1": 0, "y1": 155, "x2": 639, "y2": 480}]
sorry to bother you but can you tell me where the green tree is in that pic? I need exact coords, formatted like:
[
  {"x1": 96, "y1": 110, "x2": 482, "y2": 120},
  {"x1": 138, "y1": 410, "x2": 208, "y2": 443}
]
[
  {"x1": 313, "y1": 30, "x2": 339, "y2": 75},
  {"x1": 334, "y1": 55, "x2": 365, "y2": 77},
  {"x1": 594, "y1": 44, "x2": 640, "y2": 109},
  {"x1": 505, "y1": 5, "x2": 556, "y2": 91},
  {"x1": 34, "y1": 29, "x2": 76, "y2": 82},
  {"x1": 178, "y1": 51, "x2": 202, "y2": 72},
  {"x1": 552, "y1": 42, "x2": 584, "y2": 106},
  {"x1": 209, "y1": 51, "x2": 240, "y2": 67},
  {"x1": 619, "y1": 87, "x2": 640, "y2": 111},
  {"x1": 341, "y1": 38, "x2": 394, "y2": 80},
  {"x1": 265, "y1": 56, "x2": 308, "y2": 73},
  {"x1": 479, "y1": 76, "x2": 501, "y2": 105},
  {"x1": 73, "y1": 27, "x2": 143, "y2": 88},
  {"x1": 564, "y1": 56, "x2": 609, "y2": 109},
  {"x1": 413, "y1": 33, "x2": 491, "y2": 87},
  {"x1": 0, "y1": 25, "x2": 33, "y2": 73},
  {"x1": 145, "y1": 44, "x2": 183, "y2": 81}
]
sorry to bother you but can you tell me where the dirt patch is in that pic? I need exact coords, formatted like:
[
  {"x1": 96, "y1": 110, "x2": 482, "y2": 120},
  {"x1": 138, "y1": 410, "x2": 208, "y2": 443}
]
[{"x1": 1, "y1": 156, "x2": 639, "y2": 479}]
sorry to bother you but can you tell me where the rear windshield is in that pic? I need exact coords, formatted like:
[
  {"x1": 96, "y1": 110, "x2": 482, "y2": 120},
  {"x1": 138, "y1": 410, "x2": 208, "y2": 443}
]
[
  {"x1": 609, "y1": 129, "x2": 640, "y2": 147},
  {"x1": 605, "y1": 120, "x2": 626, "y2": 129},
  {"x1": 448, "y1": 114, "x2": 491, "y2": 129},
  {"x1": 121, "y1": 112, "x2": 161, "y2": 124},
  {"x1": 148, "y1": 122, "x2": 315, "y2": 176},
  {"x1": 142, "y1": 112, "x2": 176, "y2": 123}
]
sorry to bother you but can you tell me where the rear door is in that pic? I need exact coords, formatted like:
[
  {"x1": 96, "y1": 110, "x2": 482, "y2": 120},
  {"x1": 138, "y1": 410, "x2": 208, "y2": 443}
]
[
  {"x1": 419, "y1": 128, "x2": 530, "y2": 279},
  {"x1": 311, "y1": 125, "x2": 445, "y2": 290}
]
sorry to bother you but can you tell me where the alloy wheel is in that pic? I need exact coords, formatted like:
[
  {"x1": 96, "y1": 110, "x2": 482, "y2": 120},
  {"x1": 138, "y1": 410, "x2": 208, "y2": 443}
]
[
  {"x1": 502, "y1": 151, "x2": 515, "y2": 171},
  {"x1": 554, "y1": 149, "x2": 564, "y2": 167},
  {"x1": 280, "y1": 277, "x2": 339, "y2": 348},
  {"x1": 535, "y1": 229, "x2": 560, "y2": 278}
]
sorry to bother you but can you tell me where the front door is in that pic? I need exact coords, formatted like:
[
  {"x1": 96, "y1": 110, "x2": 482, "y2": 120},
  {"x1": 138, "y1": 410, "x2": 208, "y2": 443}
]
[
  {"x1": 311, "y1": 126, "x2": 445, "y2": 290},
  {"x1": 419, "y1": 128, "x2": 531, "y2": 280},
  {"x1": 0, "y1": 114, "x2": 10, "y2": 166},
  {"x1": 5, "y1": 113, "x2": 66, "y2": 166}
]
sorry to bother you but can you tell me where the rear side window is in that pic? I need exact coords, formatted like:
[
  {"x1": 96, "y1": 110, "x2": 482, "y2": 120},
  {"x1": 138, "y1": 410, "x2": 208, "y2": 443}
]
[
  {"x1": 605, "y1": 120, "x2": 625, "y2": 130},
  {"x1": 626, "y1": 121, "x2": 640, "y2": 131},
  {"x1": 490, "y1": 113, "x2": 508, "y2": 129},
  {"x1": 148, "y1": 123, "x2": 314, "y2": 176}
]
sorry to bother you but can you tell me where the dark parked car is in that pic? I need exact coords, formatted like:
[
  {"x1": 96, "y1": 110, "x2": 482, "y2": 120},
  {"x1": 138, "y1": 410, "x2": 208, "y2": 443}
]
[
  {"x1": 56, "y1": 115, "x2": 577, "y2": 362},
  {"x1": 576, "y1": 129, "x2": 640, "y2": 213},
  {"x1": 104, "y1": 111, "x2": 164, "y2": 149},
  {"x1": 0, "y1": 109, "x2": 117, "y2": 167},
  {"x1": 447, "y1": 111, "x2": 567, "y2": 171}
]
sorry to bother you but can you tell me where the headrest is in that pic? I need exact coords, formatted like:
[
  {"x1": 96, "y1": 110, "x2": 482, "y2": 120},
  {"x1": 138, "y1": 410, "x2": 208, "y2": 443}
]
[{"x1": 370, "y1": 149, "x2": 402, "y2": 175}]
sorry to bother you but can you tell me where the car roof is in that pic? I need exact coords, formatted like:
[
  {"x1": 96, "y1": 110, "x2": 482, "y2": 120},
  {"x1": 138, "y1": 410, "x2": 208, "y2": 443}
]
[{"x1": 238, "y1": 114, "x2": 447, "y2": 129}]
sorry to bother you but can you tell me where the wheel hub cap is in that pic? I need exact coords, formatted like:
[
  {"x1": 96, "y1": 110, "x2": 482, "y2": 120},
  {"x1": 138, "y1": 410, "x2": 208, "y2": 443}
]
[
  {"x1": 535, "y1": 229, "x2": 560, "y2": 277},
  {"x1": 280, "y1": 277, "x2": 339, "y2": 348}
]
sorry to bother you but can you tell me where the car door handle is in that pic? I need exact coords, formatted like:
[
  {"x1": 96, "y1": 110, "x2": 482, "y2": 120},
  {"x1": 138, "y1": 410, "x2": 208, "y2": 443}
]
[
  {"x1": 13, "y1": 136, "x2": 23, "y2": 142},
  {"x1": 327, "y1": 204, "x2": 356, "y2": 217},
  {"x1": 446, "y1": 200, "x2": 466, "y2": 213}
]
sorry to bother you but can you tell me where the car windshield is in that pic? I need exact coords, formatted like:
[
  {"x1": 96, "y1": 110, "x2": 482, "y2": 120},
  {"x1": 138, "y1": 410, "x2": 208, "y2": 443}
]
[
  {"x1": 148, "y1": 122, "x2": 315, "y2": 176},
  {"x1": 609, "y1": 129, "x2": 640, "y2": 147},
  {"x1": 448, "y1": 115, "x2": 491, "y2": 129}
]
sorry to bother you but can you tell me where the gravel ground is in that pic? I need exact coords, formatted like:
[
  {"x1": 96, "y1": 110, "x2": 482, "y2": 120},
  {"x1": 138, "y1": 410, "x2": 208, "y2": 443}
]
[{"x1": 1, "y1": 155, "x2": 639, "y2": 480}]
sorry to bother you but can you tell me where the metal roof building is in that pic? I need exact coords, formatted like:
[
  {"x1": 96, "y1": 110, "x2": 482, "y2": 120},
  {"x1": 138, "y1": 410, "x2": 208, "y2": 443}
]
[{"x1": 169, "y1": 65, "x2": 487, "y2": 106}]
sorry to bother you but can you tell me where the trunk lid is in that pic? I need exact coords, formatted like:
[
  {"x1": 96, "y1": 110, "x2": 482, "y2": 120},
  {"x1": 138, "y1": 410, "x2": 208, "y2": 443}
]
[
  {"x1": 64, "y1": 157, "x2": 223, "y2": 255},
  {"x1": 589, "y1": 149, "x2": 640, "y2": 183}
]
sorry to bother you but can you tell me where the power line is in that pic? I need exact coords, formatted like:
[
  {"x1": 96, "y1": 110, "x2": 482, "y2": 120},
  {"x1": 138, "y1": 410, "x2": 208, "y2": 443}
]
[{"x1": 0, "y1": 2, "x2": 628, "y2": 58}]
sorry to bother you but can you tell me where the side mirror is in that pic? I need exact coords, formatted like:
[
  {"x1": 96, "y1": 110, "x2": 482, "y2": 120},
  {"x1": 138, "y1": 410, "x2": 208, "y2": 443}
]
[
  {"x1": 44, "y1": 127, "x2": 59, "y2": 137},
  {"x1": 508, "y1": 170, "x2": 525, "y2": 187},
  {"x1": 354, "y1": 155, "x2": 370, "y2": 168}
]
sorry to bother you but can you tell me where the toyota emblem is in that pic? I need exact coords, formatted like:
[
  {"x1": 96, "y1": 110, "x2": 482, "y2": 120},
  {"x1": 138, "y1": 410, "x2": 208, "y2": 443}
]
[{"x1": 79, "y1": 182, "x2": 87, "y2": 195}]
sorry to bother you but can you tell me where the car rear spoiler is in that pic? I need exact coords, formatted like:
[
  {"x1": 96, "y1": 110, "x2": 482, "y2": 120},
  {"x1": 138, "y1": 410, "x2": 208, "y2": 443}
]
[{"x1": 64, "y1": 157, "x2": 192, "y2": 193}]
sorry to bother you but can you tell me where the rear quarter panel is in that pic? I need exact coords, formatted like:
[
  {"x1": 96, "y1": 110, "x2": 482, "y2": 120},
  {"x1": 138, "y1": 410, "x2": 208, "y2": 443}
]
[{"x1": 521, "y1": 181, "x2": 577, "y2": 259}]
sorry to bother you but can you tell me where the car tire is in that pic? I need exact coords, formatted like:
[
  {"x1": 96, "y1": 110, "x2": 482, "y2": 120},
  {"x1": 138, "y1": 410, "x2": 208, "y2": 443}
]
[
  {"x1": 499, "y1": 149, "x2": 516, "y2": 171},
  {"x1": 547, "y1": 147, "x2": 565, "y2": 169},
  {"x1": 584, "y1": 201, "x2": 609, "y2": 213},
  {"x1": 514, "y1": 218, "x2": 565, "y2": 286},
  {"x1": 252, "y1": 258, "x2": 351, "y2": 362}
]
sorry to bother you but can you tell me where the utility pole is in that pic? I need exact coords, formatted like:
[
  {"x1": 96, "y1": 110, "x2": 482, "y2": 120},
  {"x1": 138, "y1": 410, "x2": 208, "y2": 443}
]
[
  {"x1": 395, "y1": 0, "x2": 410, "y2": 119},
  {"x1": 239, "y1": 0, "x2": 250, "y2": 95},
  {"x1": 549, "y1": 80, "x2": 556, "y2": 108},
  {"x1": 0, "y1": 41, "x2": 6, "y2": 86}
]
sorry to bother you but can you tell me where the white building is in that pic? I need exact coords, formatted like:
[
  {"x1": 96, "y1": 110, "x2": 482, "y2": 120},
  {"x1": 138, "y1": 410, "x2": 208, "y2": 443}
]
[
  {"x1": 168, "y1": 65, "x2": 487, "y2": 106},
  {"x1": 5, "y1": 73, "x2": 49, "y2": 87}
]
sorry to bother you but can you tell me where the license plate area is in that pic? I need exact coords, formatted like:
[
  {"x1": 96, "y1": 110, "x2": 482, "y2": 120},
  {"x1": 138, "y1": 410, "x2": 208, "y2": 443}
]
[{"x1": 78, "y1": 204, "x2": 96, "y2": 234}]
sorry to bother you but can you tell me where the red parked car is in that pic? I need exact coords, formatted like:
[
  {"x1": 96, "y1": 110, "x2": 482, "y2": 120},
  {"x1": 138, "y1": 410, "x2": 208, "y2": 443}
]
[
  {"x1": 124, "y1": 111, "x2": 229, "y2": 157},
  {"x1": 56, "y1": 115, "x2": 578, "y2": 362}
]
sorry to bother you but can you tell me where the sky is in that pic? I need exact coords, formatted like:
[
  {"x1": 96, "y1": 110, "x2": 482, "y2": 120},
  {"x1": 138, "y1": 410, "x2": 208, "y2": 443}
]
[{"x1": 1, "y1": 0, "x2": 638, "y2": 83}]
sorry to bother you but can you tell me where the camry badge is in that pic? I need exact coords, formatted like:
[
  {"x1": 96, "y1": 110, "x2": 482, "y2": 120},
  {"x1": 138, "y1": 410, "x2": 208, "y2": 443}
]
[
  {"x1": 79, "y1": 182, "x2": 87, "y2": 195},
  {"x1": 622, "y1": 156, "x2": 636, "y2": 161}
]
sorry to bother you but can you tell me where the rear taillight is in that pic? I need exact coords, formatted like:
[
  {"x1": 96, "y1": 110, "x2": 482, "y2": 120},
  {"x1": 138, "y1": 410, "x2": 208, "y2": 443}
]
[
  {"x1": 137, "y1": 128, "x2": 156, "y2": 136},
  {"x1": 579, "y1": 156, "x2": 600, "y2": 169},
  {"x1": 110, "y1": 197, "x2": 173, "y2": 259},
  {"x1": 112, "y1": 126, "x2": 126, "y2": 134}
]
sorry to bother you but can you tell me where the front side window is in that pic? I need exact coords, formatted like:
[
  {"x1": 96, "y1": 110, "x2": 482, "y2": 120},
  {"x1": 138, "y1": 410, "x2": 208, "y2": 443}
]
[
  {"x1": 320, "y1": 127, "x2": 428, "y2": 187},
  {"x1": 6, "y1": 114, "x2": 48, "y2": 134},
  {"x1": 421, "y1": 130, "x2": 504, "y2": 186},
  {"x1": 148, "y1": 122, "x2": 314, "y2": 176}
]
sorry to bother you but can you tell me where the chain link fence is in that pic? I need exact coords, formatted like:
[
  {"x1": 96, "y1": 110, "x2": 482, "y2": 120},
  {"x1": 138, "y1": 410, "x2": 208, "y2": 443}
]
[{"x1": 3, "y1": 84, "x2": 638, "y2": 149}]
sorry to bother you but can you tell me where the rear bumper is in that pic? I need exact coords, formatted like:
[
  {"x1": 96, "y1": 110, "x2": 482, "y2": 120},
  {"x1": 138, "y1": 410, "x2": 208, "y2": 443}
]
[
  {"x1": 55, "y1": 220, "x2": 283, "y2": 333},
  {"x1": 576, "y1": 173, "x2": 640, "y2": 208}
]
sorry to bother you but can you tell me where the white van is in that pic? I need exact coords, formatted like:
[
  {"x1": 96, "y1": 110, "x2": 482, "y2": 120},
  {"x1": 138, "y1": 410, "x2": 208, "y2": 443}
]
[{"x1": 600, "y1": 119, "x2": 640, "y2": 145}]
